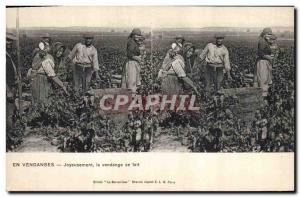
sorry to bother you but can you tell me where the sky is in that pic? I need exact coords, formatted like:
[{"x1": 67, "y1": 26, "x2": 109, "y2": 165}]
[{"x1": 6, "y1": 6, "x2": 294, "y2": 29}]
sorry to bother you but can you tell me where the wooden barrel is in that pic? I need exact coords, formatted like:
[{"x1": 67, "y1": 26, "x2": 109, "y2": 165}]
[
  {"x1": 89, "y1": 88, "x2": 132, "y2": 127},
  {"x1": 219, "y1": 87, "x2": 265, "y2": 123}
]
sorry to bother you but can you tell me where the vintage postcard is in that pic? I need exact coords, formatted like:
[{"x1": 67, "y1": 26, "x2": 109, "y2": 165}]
[{"x1": 6, "y1": 6, "x2": 295, "y2": 191}]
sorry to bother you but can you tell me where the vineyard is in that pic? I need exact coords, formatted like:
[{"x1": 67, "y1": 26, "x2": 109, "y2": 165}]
[{"x1": 7, "y1": 32, "x2": 295, "y2": 152}]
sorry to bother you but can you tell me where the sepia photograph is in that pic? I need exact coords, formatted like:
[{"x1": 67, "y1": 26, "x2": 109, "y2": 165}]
[
  {"x1": 6, "y1": 6, "x2": 295, "y2": 153},
  {"x1": 5, "y1": 6, "x2": 295, "y2": 191}
]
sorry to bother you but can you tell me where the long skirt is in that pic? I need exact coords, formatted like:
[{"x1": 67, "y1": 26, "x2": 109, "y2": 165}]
[
  {"x1": 121, "y1": 60, "x2": 141, "y2": 93},
  {"x1": 255, "y1": 60, "x2": 272, "y2": 97},
  {"x1": 31, "y1": 74, "x2": 52, "y2": 104},
  {"x1": 161, "y1": 75, "x2": 183, "y2": 95}
]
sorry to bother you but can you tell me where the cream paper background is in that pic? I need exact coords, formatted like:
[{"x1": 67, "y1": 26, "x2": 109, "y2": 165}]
[
  {"x1": 6, "y1": 6, "x2": 294, "y2": 28},
  {"x1": 6, "y1": 153, "x2": 294, "y2": 191},
  {"x1": 6, "y1": 6, "x2": 295, "y2": 191}
]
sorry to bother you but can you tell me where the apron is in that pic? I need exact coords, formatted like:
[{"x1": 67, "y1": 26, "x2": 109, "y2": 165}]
[
  {"x1": 31, "y1": 54, "x2": 54, "y2": 104},
  {"x1": 121, "y1": 60, "x2": 141, "y2": 93}
]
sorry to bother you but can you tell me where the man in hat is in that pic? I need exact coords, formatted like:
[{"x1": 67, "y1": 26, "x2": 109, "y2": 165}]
[
  {"x1": 66, "y1": 33, "x2": 100, "y2": 93},
  {"x1": 6, "y1": 32, "x2": 18, "y2": 130},
  {"x1": 198, "y1": 33, "x2": 231, "y2": 94}
]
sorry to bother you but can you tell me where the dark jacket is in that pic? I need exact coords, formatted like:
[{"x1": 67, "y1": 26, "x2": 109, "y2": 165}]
[
  {"x1": 6, "y1": 52, "x2": 17, "y2": 88},
  {"x1": 257, "y1": 37, "x2": 272, "y2": 61},
  {"x1": 126, "y1": 38, "x2": 140, "y2": 60}
]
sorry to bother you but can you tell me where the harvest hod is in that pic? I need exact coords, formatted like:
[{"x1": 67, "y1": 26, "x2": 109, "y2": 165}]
[{"x1": 6, "y1": 30, "x2": 295, "y2": 152}]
